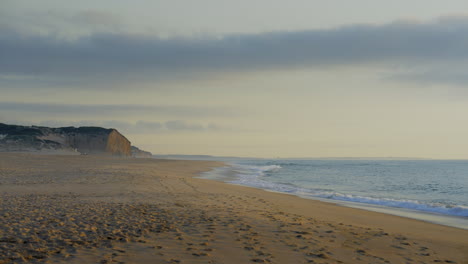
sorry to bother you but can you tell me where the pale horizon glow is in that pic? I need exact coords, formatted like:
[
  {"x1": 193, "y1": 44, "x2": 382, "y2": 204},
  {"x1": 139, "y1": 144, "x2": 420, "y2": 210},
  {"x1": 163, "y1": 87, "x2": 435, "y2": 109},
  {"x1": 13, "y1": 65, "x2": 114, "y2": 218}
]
[{"x1": 2, "y1": 1, "x2": 468, "y2": 158}]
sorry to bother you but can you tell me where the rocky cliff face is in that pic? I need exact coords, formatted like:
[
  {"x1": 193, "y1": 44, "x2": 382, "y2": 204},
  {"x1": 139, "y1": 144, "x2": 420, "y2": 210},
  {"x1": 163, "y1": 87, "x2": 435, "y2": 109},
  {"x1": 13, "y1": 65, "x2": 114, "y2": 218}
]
[
  {"x1": 0, "y1": 123, "x2": 134, "y2": 156},
  {"x1": 106, "y1": 130, "x2": 132, "y2": 156}
]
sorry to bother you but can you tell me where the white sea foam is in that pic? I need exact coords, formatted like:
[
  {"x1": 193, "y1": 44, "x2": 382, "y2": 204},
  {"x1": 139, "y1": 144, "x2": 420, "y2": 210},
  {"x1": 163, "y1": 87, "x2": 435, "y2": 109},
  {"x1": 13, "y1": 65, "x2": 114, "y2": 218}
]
[
  {"x1": 232, "y1": 164, "x2": 282, "y2": 174},
  {"x1": 224, "y1": 163, "x2": 468, "y2": 218},
  {"x1": 309, "y1": 192, "x2": 468, "y2": 217}
]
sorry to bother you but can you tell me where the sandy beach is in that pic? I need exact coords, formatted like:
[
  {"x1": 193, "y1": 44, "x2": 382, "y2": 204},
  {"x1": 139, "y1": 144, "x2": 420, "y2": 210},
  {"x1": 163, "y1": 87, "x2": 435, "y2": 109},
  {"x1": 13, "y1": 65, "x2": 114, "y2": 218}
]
[{"x1": 0, "y1": 153, "x2": 467, "y2": 264}]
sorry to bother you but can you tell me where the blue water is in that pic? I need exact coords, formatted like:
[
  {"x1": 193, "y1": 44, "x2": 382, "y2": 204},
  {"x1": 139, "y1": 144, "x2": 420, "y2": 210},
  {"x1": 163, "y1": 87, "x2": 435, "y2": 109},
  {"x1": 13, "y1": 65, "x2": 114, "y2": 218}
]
[{"x1": 199, "y1": 158, "x2": 468, "y2": 228}]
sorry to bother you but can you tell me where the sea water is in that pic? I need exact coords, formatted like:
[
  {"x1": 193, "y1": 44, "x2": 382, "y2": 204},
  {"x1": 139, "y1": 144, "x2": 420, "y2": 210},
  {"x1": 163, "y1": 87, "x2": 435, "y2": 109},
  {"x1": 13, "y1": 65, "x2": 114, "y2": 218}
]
[{"x1": 199, "y1": 158, "x2": 468, "y2": 229}]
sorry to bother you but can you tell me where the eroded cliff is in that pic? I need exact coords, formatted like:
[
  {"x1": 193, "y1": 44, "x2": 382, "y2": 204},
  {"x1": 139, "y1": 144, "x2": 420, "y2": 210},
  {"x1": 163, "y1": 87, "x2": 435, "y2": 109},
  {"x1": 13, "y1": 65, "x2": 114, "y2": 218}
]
[
  {"x1": 106, "y1": 130, "x2": 132, "y2": 156},
  {"x1": 0, "y1": 123, "x2": 134, "y2": 156},
  {"x1": 131, "y1": 146, "x2": 153, "y2": 158}
]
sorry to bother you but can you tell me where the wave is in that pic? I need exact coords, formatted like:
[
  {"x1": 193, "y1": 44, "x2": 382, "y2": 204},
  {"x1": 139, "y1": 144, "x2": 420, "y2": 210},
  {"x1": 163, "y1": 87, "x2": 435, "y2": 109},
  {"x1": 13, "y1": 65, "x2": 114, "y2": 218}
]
[
  {"x1": 224, "y1": 163, "x2": 468, "y2": 218},
  {"x1": 231, "y1": 164, "x2": 282, "y2": 175},
  {"x1": 308, "y1": 191, "x2": 468, "y2": 217}
]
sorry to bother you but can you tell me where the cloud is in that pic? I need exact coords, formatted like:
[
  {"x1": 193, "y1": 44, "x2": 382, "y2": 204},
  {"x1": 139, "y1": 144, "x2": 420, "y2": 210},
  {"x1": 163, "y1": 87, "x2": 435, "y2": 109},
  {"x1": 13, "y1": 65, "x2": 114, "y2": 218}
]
[
  {"x1": 387, "y1": 68, "x2": 468, "y2": 87},
  {"x1": 135, "y1": 120, "x2": 163, "y2": 131},
  {"x1": 165, "y1": 120, "x2": 204, "y2": 131},
  {"x1": 0, "y1": 8, "x2": 123, "y2": 40},
  {"x1": 29, "y1": 120, "x2": 224, "y2": 133},
  {"x1": 2, "y1": 16, "x2": 468, "y2": 86},
  {"x1": 70, "y1": 10, "x2": 122, "y2": 28},
  {"x1": 0, "y1": 101, "x2": 237, "y2": 117}
]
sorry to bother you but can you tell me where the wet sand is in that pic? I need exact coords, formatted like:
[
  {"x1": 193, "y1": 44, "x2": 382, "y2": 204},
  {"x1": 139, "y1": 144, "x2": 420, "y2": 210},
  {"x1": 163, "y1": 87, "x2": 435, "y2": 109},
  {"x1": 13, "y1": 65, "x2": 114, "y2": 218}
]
[{"x1": 0, "y1": 153, "x2": 467, "y2": 263}]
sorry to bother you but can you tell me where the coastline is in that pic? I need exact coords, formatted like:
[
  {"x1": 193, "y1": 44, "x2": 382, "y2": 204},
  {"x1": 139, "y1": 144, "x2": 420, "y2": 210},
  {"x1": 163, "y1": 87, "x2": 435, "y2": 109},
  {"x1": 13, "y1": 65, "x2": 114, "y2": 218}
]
[
  {"x1": 0, "y1": 153, "x2": 467, "y2": 263},
  {"x1": 199, "y1": 161, "x2": 468, "y2": 230}
]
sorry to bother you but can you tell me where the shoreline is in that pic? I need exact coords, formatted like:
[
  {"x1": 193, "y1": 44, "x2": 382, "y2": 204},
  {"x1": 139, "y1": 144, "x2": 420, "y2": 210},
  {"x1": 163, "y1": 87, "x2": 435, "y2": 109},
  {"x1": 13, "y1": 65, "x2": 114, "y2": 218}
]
[
  {"x1": 196, "y1": 164, "x2": 468, "y2": 236},
  {"x1": 316, "y1": 197, "x2": 468, "y2": 230},
  {"x1": 199, "y1": 162, "x2": 468, "y2": 230},
  {"x1": 1, "y1": 153, "x2": 467, "y2": 263}
]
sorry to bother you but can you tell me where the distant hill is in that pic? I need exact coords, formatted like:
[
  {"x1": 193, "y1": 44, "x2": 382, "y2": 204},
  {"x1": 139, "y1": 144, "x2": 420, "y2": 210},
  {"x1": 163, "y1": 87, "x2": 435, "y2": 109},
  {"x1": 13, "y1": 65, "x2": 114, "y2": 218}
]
[{"x1": 0, "y1": 123, "x2": 151, "y2": 157}]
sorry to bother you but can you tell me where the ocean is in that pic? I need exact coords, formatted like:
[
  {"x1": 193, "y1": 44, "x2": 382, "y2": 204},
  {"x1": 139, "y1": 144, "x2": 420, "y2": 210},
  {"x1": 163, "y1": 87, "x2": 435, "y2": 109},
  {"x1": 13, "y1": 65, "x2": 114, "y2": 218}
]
[{"x1": 197, "y1": 158, "x2": 468, "y2": 229}]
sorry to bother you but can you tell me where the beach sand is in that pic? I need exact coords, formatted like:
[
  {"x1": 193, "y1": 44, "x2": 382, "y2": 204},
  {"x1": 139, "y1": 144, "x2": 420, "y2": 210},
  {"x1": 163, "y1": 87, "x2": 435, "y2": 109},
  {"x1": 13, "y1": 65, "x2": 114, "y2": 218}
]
[{"x1": 0, "y1": 153, "x2": 467, "y2": 264}]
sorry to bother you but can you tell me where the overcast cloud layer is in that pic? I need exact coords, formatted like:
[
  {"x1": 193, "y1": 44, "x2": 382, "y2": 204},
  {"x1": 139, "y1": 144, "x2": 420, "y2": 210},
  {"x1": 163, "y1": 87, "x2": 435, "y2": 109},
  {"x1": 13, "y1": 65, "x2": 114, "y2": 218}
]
[
  {"x1": 2, "y1": 16, "x2": 468, "y2": 86},
  {"x1": 3, "y1": 3, "x2": 468, "y2": 158},
  {"x1": 0, "y1": 102, "x2": 237, "y2": 117},
  {"x1": 36, "y1": 120, "x2": 223, "y2": 134}
]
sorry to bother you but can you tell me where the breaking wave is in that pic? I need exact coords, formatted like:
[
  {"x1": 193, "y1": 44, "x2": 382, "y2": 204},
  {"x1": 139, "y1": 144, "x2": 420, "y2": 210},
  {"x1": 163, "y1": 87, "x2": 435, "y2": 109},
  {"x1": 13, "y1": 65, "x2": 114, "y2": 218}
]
[{"x1": 224, "y1": 163, "x2": 468, "y2": 217}]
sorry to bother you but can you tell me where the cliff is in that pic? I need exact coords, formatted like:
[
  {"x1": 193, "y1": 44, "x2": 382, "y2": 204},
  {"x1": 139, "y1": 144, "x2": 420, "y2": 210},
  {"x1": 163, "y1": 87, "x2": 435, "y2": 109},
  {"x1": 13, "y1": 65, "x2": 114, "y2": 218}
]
[
  {"x1": 131, "y1": 146, "x2": 153, "y2": 158},
  {"x1": 0, "y1": 123, "x2": 134, "y2": 156}
]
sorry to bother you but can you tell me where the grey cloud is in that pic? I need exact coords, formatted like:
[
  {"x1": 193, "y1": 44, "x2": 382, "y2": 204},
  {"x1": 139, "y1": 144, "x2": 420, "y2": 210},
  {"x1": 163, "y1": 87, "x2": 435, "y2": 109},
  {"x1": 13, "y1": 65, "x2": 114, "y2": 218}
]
[
  {"x1": 165, "y1": 120, "x2": 204, "y2": 131},
  {"x1": 70, "y1": 10, "x2": 122, "y2": 28},
  {"x1": 0, "y1": 102, "x2": 237, "y2": 117},
  {"x1": 3, "y1": 16, "x2": 468, "y2": 84},
  {"x1": 0, "y1": 9, "x2": 123, "y2": 40},
  {"x1": 33, "y1": 120, "x2": 224, "y2": 133},
  {"x1": 35, "y1": 120, "x2": 133, "y2": 131},
  {"x1": 387, "y1": 69, "x2": 468, "y2": 86},
  {"x1": 135, "y1": 120, "x2": 163, "y2": 131}
]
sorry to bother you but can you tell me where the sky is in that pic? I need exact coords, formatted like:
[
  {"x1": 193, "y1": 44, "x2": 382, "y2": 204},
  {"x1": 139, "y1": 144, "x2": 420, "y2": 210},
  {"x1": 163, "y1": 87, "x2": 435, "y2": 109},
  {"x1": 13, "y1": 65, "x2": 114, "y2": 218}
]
[{"x1": 2, "y1": 0, "x2": 468, "y2": 158}]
